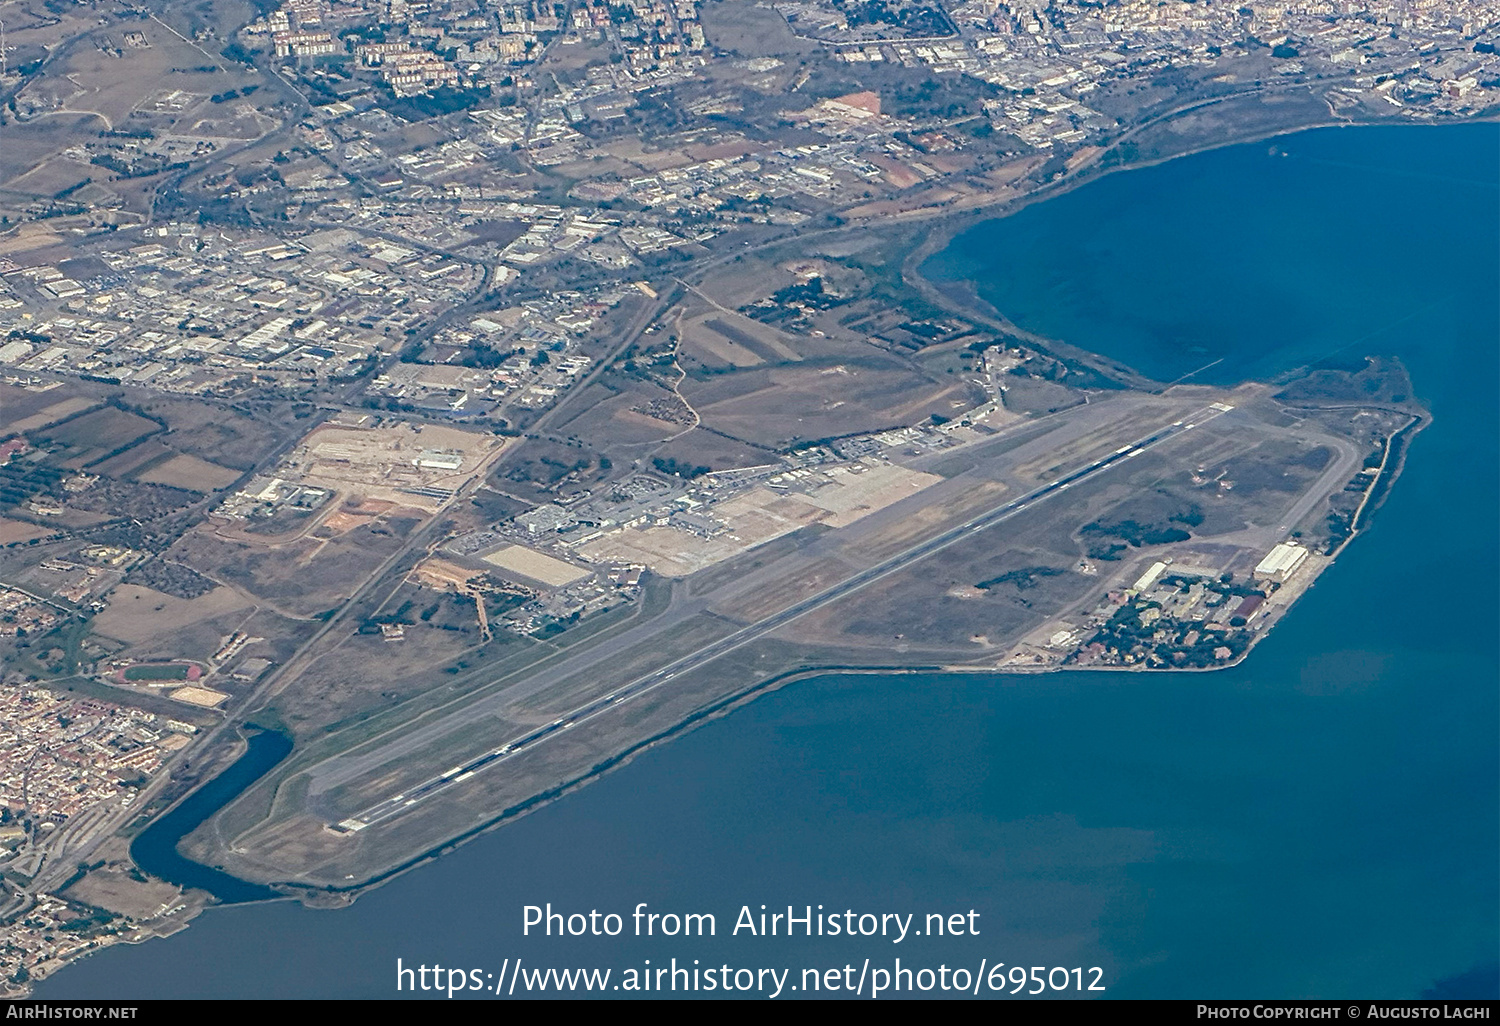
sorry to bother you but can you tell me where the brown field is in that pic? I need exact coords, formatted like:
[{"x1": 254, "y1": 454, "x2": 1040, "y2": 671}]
[
  {"x1": 64, "y1": 862, "x2": 185, "y2": 919},
  {"x1": 532, "y1": 30, "x2": 617, "y2": 74},
  {"x1": 6, "y1": 157, "x2": 95, "y2": 198},
  {"x1": 680, "y1": 309, "x2": 804, "y2": 369},
  {"x1": 135, "y1": 453, "x2": 242, "y2": 491},
  {"x1": 648, "y1": 428, "x2": 774, "y2": 473},
  {"x1": 691, "y1": 256, "x2": 807, "y2": 311},
  {"x1": 411, "y1": 557, "x2": 482, "y2": 590},
  {"x1": 552, "y1": 388, "x2": 683, "y2": 446},
  {"x1": 135, "y1": 396, "x2": 291, "y2": 471},
  {"x1": 0, "y1": 518, "x2": 55, "y2": 544},
  {"x1": 843, "y1": 186, "x2": 966, "y2": 220},
  {"x1": 90, "y1": 439, "x2": 176, "y2": 479},
  {"x1": 0, "y1": 227, "x2": 66, "y2": 257},
  {"x1": 266, "y1": 624, "x2": 496, "y2": 738},
  {"x1": 345, "y1": 499, "x2": 400, "y2": 516},
  {"x1": 46, "y1": 508, "x2": 112, "y2": 530},
  {"x1": 2, "y1": 392, "x2": 98, "y2": 433},
  {"x1": 35, "y1": 21, "x2": 254, "y2": 128},
  {"x1": 786, "y1": 542, "x2": 1096, "y2": 655},
  {"x1": 173, "y1": 519, "x2": 414, "y2": 618},
  {"x1": 686, "y1": 139, "x2": 769, "y2": 163},
  {"x1": 0, "y1": 116, "x2": 105, "y2": 193},
  {"x1": 682, "y1": 359, "x2": 974, "y2": 449},
  {"x1": 318, "y1": 510, "x2": 369, "y2": 535},
  {"x1": 683, "y1": 325, "x2": 762, "y2": 367},
  {"x1": 171, "y1": 686, "x2": 230, "y2": 708},
  {"x1": 189, "y1": 811, "x2": 344, "y2": 878},
  {"x1": 93, "y1": 583, "x2": 252, "y2": 648},
  {"x1": 699, "y1": 0, "x2": 820, "y2": 56},
  {"x1": 613, "y1": 408, "x2": 687, "y2": 435},
  {"x1": 40, "y1": 406, "x2": 158, "y2": 454}
]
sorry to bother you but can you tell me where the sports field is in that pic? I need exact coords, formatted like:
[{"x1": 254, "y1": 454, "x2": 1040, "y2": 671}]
[{"x1": 122, "y1": 664, "x2": 194, "y2": 682}]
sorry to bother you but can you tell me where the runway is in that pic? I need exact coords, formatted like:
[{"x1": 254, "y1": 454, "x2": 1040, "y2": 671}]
[{"x1": 337, "y1": 402, "x2": 1234, "y2": 831}]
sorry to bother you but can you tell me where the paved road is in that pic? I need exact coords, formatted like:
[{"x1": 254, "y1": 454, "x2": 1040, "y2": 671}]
[{"x1": 1276, "y1": 436, "x2": 1361, "y2": 535}]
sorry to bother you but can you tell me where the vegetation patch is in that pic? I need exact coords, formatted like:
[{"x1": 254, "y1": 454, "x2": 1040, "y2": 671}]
[{"x1": 121, "y1": 662, "x2": 197, "y2": 682}]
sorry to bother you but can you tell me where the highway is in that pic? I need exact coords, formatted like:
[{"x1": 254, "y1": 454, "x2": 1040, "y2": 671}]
[{"x1": 338, "y1": 401, "x2": 1234, "y2": 831}]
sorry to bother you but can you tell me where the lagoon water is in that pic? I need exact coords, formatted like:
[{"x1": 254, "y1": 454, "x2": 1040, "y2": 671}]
[{"x1": 37, "y1": 123, "x2": 1499, "y2": 999}]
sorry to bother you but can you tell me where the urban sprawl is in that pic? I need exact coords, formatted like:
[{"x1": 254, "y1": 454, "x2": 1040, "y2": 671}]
[{"x1": 0, "y1": 0, "x2": 1490, "y2": 993}]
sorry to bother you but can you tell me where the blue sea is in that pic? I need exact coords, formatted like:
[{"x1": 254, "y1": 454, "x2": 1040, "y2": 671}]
[{"x1": 36, "y1": 122, "x2": 1499, "y2": 999}]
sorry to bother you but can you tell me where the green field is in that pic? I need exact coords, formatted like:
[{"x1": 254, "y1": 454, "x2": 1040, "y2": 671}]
[{"x1": 123, "y1": 664, "x2": 192, "y2": 682}]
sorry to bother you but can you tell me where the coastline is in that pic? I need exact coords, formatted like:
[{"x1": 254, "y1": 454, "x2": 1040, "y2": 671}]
[
  {"x1": 898, "y1": 113, "x2": 1500, "y2": 392},
  {"x1": 14, "y1": 113, "x2": 1478, "y2": 998}
]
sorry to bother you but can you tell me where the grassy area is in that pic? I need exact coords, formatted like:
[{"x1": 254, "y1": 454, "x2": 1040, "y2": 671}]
[
  {"x1": 8, "y1": 617, "x2": 93, "y2": 679},
  {"x1": 123, "y1": 663, "x2": 191, "y2": 681}
]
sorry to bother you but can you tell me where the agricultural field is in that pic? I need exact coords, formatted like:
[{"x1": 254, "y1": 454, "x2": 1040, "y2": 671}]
[
  {"x1": 133, "y1": 454, "x2": 242, "y2": 492},
  {"x1": 36, "y1": 405, "x2": 160, "y2": 466},
  {"x1": 0, "y1": 382, "x2": 298, "y2": 574}
]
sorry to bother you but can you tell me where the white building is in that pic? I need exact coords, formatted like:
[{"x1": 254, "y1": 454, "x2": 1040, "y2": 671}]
[
  {"x1": 1255, "y1": 541, "x2": 1308, "y2": 581},
  {"x1": 414, "y1": 449, "x2": 464, "y2": 471},
  {"x1": 1132, "y1": 560, "x2": 1168, "y2": 593}
]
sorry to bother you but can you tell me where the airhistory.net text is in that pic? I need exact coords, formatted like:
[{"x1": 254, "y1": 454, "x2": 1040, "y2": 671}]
[{"x1": 521, "y1": 903, "x2": 982, "y2": 943}]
